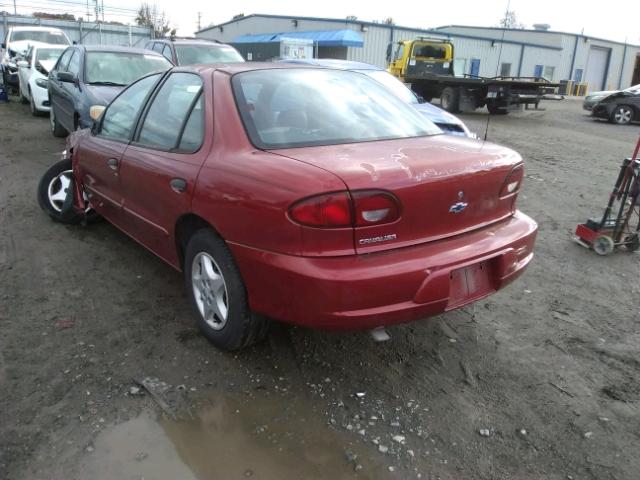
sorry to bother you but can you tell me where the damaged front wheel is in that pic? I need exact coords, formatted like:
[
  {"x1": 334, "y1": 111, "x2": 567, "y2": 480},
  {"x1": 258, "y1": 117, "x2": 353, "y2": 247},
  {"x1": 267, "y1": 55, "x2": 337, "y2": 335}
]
[{"x1": 37, "y1": 159, "x2": 96, "y2": 224}]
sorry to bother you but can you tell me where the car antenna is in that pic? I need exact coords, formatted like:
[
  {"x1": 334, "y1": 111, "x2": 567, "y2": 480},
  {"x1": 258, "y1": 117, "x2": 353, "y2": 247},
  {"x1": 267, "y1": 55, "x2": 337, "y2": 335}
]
[{"x1": 484, "y1": 0, "x2": 511, "y2": 142}]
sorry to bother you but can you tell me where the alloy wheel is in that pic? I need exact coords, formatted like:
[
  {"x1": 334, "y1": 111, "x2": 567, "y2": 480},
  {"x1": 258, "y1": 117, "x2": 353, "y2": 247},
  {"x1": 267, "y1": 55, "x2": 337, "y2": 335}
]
[
  {"x1": 613, "y1": 106, "x2": 633, "y2": 125},
  {"x1": 47, "y1": 169, "x2": 72, "y2": 213},
  {"x1": 191, "y1": 252, "x2": 229, "y2": 330}
]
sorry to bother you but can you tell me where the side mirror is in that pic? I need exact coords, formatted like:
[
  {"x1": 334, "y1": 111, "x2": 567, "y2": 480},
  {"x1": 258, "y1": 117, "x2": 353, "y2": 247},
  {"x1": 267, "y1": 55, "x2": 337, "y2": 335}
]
[
  {"x1": 58, "y1": 71, "x2": 77, "y2": 83},
  {"x1": 17, "y1": 60, "x2": 28, "y2": 68},
  {"x1": 1, "y1": 43, "x2": 5, "y2": 49},
  {"x1": 89, "y1": 105, "x2": 106, "y2": 121}
]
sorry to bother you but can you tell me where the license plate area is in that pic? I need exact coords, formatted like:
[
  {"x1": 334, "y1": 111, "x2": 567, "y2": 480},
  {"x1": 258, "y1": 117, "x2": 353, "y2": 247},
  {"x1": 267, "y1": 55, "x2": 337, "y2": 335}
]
[{"x1": 447, "y1": 259, "x2": 496, "y2": 309}]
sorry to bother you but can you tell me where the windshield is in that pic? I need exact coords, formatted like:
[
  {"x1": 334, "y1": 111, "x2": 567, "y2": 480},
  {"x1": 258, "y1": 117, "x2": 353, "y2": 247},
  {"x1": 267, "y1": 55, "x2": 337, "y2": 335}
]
[
  {"x1": 175, "y1": 44, "x2": 244, "y2": 65},
  {"x1": 86, "y1": 52, "x2": 171, "y2": 85},
  {"x1": 11, "y1": 30, "x2": 69, "y2": 45},
  {"x1": 359, "y1": 69, "x2": 418, "y2": 104},
  {"x1": 36, "y1": 47, "x2": 65, "y2": 63},
  {"x1": 233, "y1": 69, "x2": 440, "y2": 149}
]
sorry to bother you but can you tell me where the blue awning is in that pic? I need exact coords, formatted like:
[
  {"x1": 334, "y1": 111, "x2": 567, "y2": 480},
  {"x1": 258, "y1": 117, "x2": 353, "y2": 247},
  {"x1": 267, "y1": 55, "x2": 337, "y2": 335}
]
[{"x1": 233, "y1": 29, "x2": 364, "y2": 48}]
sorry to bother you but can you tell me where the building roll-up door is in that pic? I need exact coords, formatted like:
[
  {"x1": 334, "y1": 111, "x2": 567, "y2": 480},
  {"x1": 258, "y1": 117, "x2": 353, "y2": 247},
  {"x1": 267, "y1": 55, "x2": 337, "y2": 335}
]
[{"x1": 585, "y1": 46, "x2": 609, "y2": 92}]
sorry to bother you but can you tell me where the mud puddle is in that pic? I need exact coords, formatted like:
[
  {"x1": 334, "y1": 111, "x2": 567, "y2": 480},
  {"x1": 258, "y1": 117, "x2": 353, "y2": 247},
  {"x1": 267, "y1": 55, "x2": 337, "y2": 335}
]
[{"x1": 76, "y1": 391, "x2": 391, "y2": 479}]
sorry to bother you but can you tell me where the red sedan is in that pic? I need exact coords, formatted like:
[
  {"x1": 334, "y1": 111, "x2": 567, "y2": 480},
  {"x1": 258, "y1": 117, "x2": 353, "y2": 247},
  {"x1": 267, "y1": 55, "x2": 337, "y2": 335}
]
[{"x1": 38, "y1": 64, "x2": 537, "y2": 351}]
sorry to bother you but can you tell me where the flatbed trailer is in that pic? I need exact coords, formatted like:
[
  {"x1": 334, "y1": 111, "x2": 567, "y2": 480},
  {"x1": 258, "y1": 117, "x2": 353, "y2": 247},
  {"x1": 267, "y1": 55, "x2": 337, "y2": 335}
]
[
  {"x1": 406, "y1": 73, "x2": 558, "y2": 114},
  {"x1": 388, "y1": 38, "x2": 559, "y2": 114}
]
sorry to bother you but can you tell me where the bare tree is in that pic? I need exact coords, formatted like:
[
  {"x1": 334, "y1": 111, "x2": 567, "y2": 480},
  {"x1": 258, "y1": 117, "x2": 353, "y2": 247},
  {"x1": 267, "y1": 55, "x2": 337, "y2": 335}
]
[
  {"x1": 135, "y1": 3, "x2": 171, "y2": 38},
  {"x1": 498, "y1": 10, "x2": 526, "y2": 29}
]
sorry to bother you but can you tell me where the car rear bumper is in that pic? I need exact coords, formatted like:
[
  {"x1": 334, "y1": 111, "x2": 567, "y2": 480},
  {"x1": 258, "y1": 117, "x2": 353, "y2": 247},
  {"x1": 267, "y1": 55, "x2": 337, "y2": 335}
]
[{"x1": 229, "y1": 211, "x2": 538, "y2": 330}]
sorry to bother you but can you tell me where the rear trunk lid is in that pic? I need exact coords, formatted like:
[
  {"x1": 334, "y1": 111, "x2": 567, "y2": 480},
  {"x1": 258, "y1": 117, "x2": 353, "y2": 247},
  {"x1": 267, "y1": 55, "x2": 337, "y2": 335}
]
[{"x1": 272, "y1": 135, "x2": 522, "y2": 254}]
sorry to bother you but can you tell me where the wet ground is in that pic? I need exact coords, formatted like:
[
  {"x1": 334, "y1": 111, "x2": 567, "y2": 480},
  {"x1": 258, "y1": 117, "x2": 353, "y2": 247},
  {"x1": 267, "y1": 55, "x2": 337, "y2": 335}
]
[{"x1": 1, "y1": 96, "x2": 639, "y2": 480}]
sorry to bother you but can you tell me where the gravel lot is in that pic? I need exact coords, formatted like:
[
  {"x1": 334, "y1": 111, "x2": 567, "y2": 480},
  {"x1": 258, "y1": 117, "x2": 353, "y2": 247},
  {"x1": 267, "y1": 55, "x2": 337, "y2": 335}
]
[{"x1": 1, "y1": 96, "x2": 639, "y2": 480}]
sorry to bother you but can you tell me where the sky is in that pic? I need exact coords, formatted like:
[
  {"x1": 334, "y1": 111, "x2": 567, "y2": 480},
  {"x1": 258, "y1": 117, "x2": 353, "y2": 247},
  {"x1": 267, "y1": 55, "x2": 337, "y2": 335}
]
[{"x1": 6, "y1": 0, "x2": 640, "y2": 45}]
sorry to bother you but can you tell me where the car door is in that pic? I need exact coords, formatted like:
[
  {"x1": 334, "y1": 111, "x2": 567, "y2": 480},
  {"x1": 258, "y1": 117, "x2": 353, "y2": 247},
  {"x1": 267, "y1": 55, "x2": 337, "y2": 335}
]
[
  {"x1": 58, "y1": 49, "x2": 82, "y2": 131},
  {"x1": 49, "y1": 47, "x2": 73, "y2": 114},
  {"x1": 77, "y1": 73, "x2": 162, "y2": 227},
  {"x1": 118, "y1": 72, "x2": 208, "y2": 266}
]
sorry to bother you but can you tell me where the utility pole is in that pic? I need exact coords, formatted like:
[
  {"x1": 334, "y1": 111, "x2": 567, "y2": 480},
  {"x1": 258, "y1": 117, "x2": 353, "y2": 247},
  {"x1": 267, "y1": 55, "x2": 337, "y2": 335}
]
[
  {"x1": 13, "y1": 0, "x2": 16, "y2": 15},
  {"x1": 197, "y1": 12, "x2": 202, "y2": 31}
]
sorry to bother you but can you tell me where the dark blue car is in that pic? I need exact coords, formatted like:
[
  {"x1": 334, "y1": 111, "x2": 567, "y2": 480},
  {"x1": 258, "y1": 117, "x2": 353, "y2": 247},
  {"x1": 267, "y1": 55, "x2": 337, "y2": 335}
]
[{"x1": 48, "y1": 45, "x2": 172, "y2": 137}]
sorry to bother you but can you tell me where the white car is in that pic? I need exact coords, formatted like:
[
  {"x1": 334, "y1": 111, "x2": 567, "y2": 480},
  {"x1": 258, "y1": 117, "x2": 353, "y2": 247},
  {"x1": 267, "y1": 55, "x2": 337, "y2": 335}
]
[
  {"x1": 17, "y1": 43, "x2": 66, "y2": 115},
  {"x1": 1, "y1": 26, "x2": 70, "y2": 93}
]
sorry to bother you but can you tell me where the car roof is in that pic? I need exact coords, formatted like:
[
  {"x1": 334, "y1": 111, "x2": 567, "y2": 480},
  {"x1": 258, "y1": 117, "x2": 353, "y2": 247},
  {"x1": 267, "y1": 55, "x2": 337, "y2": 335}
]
[
  {"x1": 153, "y1": 37, "x2": 223, "y2": 45},
  {"x1": 9, "y1": 26, "x2": 65, "y2": 33},
  {"x1": 79, "y1": 45, "x2": 165, "y2": 56},
  {"x1": 28, "y1": 42, "x2": 67, "y2": 50},
  {"x1": 280, "y1": 58, "x2": 383, "y2": 71},
  {"x1": 183, "y1": 62, "x2": 356, "y2": 76}
]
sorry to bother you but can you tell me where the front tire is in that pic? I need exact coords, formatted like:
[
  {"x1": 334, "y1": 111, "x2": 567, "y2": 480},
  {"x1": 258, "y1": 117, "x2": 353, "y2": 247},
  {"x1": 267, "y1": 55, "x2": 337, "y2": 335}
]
[
  {"x1": 29, "y1": 91, "x2": 42, "y2": 117},
  {"x1": 611, "y1": 105, "x2": 634, "y2": 125},
  {"x1": 50, "y1": 107, "x2": 68, "y2": 137},
  {"x1": 37, "y1": 159, "x2": 83, "y2": 224},
  {"x1": 184, "y1": 230, "x2": 269, "y2": 351}
]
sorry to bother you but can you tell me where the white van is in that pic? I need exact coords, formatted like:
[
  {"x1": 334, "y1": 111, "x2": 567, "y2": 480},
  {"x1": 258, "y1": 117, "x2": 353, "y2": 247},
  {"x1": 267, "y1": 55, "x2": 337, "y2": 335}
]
[{"x1": 1, "y1": 26, "x2": 71, "y2": 91}]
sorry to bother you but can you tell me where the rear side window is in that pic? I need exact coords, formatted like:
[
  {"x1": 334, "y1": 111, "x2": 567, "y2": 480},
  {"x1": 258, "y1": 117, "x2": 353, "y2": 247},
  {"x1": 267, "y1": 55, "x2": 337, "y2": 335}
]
[
  {"x1": 56, "y1": 48, "x2": 73, "y2": 70},
  {"x1": 178, "y1": 95, "x2": 204, "y2": 151},
  {"x1": 100, "y1": 74, "x2": 160, "y2": 141},
  {"x1": 137, "y1": 73, "x2": 203, "y2": 151}
]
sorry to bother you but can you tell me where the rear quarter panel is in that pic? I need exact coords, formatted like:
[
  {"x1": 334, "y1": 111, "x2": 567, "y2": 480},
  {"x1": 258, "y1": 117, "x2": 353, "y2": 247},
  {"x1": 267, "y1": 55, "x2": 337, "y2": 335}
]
[{"x1": 191, "y1": 70, "x2": 352, "y2": 256}]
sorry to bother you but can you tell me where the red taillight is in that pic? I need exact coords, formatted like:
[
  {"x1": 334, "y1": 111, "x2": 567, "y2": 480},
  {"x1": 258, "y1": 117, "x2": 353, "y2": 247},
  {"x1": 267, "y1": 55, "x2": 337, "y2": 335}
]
[
  {"x1": 289, "y1": 190, "x2": 400, "y2": 228},
  {"x1": 289, "y1": 192, "x2": 353, "y2": 228},
  {"x1": 500, "y1": 163, "x2": 524, "y2": 198},
  {"x1": 352, "y1": 190, "x2": 401, "y2": 227}
]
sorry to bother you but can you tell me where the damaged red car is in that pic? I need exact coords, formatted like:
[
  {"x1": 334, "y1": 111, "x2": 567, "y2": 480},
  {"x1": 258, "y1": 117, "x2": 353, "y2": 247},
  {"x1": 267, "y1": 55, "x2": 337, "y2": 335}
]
[{"x1": 37, "y1": 64, "x2": 537, "y2": 351}]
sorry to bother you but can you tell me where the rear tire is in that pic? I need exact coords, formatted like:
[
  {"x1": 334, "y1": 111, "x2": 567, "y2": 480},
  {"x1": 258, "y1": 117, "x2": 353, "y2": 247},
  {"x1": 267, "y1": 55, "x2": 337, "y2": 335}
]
[
  {"x1": 184, "y1": 229, "x2": 270, "y2": 351},
  {"x1": 610, "y1": 105, "x2": 634, "y2": 125},
  {"x1": 19, "y1": 83, "x2": 28, "y2": 104},
  {"x1": 50, "y1": 107, "x2": 67, "y2": 137},
  {"x1": 440, "y1": 87, "x2": 460, "y2": 113},
  {"x1": 487, "y1": 101, "x2": 508, "y2": 115}
]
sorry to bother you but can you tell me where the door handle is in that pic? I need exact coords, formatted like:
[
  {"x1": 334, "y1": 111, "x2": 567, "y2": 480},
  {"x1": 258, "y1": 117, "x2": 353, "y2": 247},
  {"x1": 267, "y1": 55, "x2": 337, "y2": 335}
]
[
  {"x1": 107, "y1": 158, "x2": 118, "y2": 170},
  {"x1": 170, "y1": 178, "x2": 187, "y2": 193}
]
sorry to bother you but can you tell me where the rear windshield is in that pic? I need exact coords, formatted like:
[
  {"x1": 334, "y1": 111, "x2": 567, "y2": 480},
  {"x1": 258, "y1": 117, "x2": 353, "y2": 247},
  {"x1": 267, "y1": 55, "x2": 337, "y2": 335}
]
[
  {"x1": 360, "y1": 69, "x2": 418, "y2": 104},
  {"x1": 86, "y1": 52, "x2": 171, "y2": 85},
  {"x1": 11, "y1": 30, "x2": 68, "y2": 45},
  {"x1": 233, "y1": 69, "x2": 440, "y2": 149},
  {"x1": 175, "y1": 44, "x2": 244, "y2": 65}
]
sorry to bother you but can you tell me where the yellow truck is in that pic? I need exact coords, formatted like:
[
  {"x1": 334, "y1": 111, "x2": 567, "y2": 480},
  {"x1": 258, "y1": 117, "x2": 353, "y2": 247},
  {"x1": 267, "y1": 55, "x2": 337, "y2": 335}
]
[{"x1": 387, "y1": 37, "x2": 556, "y2": 114}]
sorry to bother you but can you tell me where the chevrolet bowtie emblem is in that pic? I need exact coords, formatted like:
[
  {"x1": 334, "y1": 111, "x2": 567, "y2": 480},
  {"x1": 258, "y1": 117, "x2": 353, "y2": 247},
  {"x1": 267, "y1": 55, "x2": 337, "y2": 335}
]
[{"x1": 449, "y1": 201, "x2": 468, "y2": 213}]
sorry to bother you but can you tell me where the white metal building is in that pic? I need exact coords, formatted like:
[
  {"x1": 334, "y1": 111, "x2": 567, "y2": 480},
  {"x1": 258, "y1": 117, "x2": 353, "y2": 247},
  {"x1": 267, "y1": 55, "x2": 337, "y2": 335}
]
[{"x1": 196, "y1": 14, "x2": 640, "y2": 92}]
